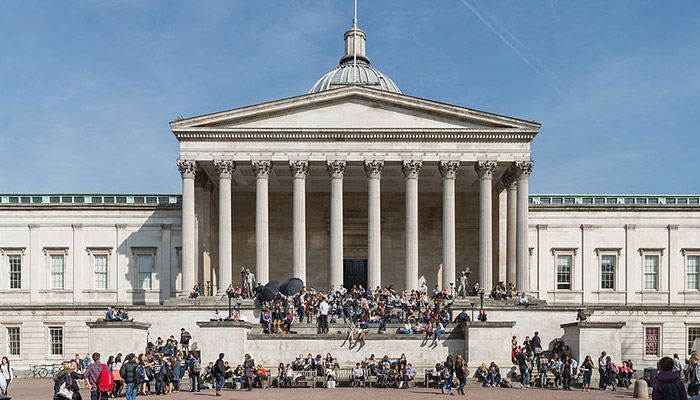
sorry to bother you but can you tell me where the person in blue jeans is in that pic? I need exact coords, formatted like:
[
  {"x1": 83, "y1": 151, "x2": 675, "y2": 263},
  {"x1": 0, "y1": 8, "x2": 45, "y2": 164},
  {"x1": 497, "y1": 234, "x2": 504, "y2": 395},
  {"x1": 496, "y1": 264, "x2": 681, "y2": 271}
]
[
  {"x1": 598, "y1": 351, "x2": 607, "y2": 390},
  {"x1": 119, "y1": 353, "x2": 140, "y2": 400},
  {"x1": 214, "y1": 353, "x2": 227, "y2": 396}
]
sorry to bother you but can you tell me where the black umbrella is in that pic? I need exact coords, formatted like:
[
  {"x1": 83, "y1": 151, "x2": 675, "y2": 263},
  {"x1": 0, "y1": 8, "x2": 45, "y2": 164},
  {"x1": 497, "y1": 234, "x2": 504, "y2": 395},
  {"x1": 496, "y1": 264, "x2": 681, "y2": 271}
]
[
  {"x1": 280, "y1": 277, "x2": 304, "y2": 296},
  {"x1": 258, "y1": 280, "x2": 280, "y2": 302}
]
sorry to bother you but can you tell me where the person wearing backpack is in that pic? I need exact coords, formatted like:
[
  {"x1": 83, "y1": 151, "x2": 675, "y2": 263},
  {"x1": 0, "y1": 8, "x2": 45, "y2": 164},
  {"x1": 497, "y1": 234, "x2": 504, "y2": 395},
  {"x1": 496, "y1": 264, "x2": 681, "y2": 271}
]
[
  {"x1": 652, "y1": 356, "x2": 688, "y2": 400},
  {"x1": 53, "y1": 361, "x2": 82, "y2": 400},
  {"x1": 188, "y1": 352, "x2": 202, "y2": 392},
  {"x1": 119, "y1": 353, "x2": 139, "y2": 400},
  {"x1": 98, "y1": 360, "x2": 115, "y2": 398},
  {"x1": 84, "y1": 352, "x2": 105, "y2": 400}
]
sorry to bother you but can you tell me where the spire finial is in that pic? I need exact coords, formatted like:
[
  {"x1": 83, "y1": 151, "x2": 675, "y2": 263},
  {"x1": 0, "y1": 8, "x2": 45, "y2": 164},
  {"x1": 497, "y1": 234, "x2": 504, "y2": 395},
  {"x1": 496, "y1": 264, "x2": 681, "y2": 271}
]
[{"x1": 353, "y1": 0, "x2": 358, "y2": 82}]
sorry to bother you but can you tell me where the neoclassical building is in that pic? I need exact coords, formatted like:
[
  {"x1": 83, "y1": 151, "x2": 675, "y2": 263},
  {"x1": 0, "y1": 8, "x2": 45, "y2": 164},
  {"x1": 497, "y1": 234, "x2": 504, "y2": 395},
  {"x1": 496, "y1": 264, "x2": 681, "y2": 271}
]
[{"x1": 1, "y1": 20, "x2": 699, "y2": 373}]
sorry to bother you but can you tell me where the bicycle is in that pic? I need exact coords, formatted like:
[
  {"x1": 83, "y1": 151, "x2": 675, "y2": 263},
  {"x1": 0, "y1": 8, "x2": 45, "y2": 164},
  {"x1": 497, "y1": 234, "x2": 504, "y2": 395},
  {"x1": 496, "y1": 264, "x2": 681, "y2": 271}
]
[{"x1": 30, "y1": 363, "x2": 62, "y2": 378}]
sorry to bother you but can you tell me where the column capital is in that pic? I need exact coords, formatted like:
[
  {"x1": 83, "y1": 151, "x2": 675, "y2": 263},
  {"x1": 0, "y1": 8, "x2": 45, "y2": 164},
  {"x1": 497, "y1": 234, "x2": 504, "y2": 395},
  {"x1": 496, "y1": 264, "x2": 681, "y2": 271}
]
[
  {"x1": 327, "y1": 160, "x2": 347, "y2": 179},
  {"x1": 177, "y1": 159, "x2": 199, "y2": 179},
  {"x1": 364, "y1": 160, "x2": 384, "y2": 179},
  {"x1": 501, "y1": 166, "x2": 518, "y2": 189},
  {"x1": 252, "y1": 160, "x2": 273, "y2": 179},
  {"x1": 194, "y1": 169, "x2": 209, "y2": 188},
  {"x1": 401, "y1": 160, "x2": 422, "y2": 179},
  {"x1": 438, "y1": 160, "x2": 460, "y2": 180},
  {"x1": 289, "y1": 160, "x2": 309, "y2": 179},
  {"x1": 214, "y1": 159, "x2": 236, "y2": 179},
  {"x1": 514, "y1": 160, "x2": 534, "y2": 179},
  {"x1": 475, "y1": 161, "x2": 497, "y2": 179}
]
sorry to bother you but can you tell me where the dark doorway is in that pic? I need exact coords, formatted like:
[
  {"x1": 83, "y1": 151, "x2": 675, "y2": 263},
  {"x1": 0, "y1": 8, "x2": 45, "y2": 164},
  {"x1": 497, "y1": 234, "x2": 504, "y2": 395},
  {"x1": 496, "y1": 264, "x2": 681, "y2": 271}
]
[{"x1": 343, "y1": 259, "x2": 367, "y2": 290}]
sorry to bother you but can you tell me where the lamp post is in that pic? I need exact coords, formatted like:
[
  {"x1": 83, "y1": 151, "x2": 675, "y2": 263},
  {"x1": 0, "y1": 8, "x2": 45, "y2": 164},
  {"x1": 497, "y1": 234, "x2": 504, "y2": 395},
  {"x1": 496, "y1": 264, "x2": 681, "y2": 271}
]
[
  {"x1": 479, "y1": 289, "x2": 485, "y2": 311},
  {"x1": 470, "y1": 302, "x2": 475, "y2": 321}
]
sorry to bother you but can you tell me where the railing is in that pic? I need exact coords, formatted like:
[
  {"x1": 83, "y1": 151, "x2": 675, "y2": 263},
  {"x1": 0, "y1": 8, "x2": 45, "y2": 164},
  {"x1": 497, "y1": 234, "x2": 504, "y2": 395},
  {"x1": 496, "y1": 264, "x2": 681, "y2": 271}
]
[
  {"x1": 0, "y1": 194, "x2": 181, "y2": 205},
  {"x1": 529, "y1": 194, "x2": 700, "y2": 206}
]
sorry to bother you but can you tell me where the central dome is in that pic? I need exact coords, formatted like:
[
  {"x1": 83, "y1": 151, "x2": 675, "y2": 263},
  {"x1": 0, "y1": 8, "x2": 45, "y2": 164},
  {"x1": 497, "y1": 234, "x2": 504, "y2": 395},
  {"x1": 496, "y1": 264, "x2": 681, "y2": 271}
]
[{"x1": 309, "y1": 21, "x2": 401, "y2": 94}]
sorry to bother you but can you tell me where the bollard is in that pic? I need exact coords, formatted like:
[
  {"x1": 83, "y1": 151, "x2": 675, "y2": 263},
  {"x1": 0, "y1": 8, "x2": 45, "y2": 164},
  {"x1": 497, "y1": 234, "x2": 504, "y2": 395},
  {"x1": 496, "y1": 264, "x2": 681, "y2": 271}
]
[{"x1": 633, "y1": 379, "x2": 649, "y2": 399}]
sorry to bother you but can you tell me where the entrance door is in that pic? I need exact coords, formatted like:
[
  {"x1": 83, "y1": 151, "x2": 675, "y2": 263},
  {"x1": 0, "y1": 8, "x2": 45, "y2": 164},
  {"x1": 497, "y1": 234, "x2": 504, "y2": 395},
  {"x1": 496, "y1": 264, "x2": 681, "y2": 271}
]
[{"x1": 343, "y1": 259, "x2": 367, "y2": 290}]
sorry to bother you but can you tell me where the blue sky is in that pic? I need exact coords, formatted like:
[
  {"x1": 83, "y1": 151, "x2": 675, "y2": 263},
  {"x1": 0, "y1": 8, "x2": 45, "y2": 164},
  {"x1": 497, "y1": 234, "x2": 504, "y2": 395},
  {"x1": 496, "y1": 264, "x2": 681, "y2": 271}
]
[{"x1": 1, "y1": 0, "x2": 698, "y2": 195}]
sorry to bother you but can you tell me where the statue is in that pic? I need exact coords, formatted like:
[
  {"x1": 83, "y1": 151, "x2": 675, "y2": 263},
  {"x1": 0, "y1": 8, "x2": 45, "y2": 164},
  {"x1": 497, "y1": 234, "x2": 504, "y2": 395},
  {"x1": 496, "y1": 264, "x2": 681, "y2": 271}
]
[
  {"x1": 244, "y1": 268, "x2": 256, "y2": 297},
  {"x1": 456, "y1": 270, "x2": 470, "y2": 298}
]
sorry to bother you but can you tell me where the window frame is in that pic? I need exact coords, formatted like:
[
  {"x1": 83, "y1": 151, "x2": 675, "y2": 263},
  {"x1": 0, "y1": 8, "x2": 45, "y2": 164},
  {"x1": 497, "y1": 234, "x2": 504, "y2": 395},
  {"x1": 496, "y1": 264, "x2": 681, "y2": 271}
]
[
  {"x1": 87, "y1": 248, "x2": 112, "y2": 290},
  {"x1": 687, "y1": 325, "x2": 700, "y2": 357},
  {"x1": 643, "y1": 324, "x2": 662, "y2": 360},
  {"x1": 1, "y1": 248, "x2": 25, "y2": 290},
  {"x1": 47, "y1": 325, "x2": 64, "y2": 358},
  {"x1": 595, "y1": 248, "x2": 621, "y2": 291},
  {"x1": 131, "y1": 247, "x2": 157, "y2": 290},
  {"x1": 43, "y1": 248, "x2": 69, "y2": 290},
  {"x1": 682, "y1": 249, "x2": 700, "y2": 291},
  {"x1": 551, "y1": 248, "x2": 577, "y2": 291},
  {"x1": 639, "y1": 249, "x2": 664, "y2": 292},
  {"x1": 5, "y1": 326, "x2": 21, "y2": 358}
]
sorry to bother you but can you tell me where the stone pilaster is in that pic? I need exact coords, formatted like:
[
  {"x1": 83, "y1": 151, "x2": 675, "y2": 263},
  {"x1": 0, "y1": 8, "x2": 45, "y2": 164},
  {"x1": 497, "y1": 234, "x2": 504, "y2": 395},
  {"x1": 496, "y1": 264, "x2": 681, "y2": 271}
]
[{"x1": 515, "y1": 160, "x2": 533, "y2": 292}]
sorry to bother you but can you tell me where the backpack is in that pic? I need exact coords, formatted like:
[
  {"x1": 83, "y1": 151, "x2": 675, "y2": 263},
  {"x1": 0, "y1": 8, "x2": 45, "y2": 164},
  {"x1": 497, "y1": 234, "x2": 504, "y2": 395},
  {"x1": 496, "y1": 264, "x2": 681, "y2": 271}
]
[
  {"x1": 98, "y1": 365, "x2": 114, "y2": 391},
  {"x1": 661, "y1": 377, "x2": 682, "y2": 400},
  {"x1": 611, "y1": 363, "x2": 619, "y2": 374},
  {"x1": 57, "y1": 373, "x2": 74, "y2": 399},
  {"x1": 193, "y1": 359, "x2": 201, "y2": 372}
]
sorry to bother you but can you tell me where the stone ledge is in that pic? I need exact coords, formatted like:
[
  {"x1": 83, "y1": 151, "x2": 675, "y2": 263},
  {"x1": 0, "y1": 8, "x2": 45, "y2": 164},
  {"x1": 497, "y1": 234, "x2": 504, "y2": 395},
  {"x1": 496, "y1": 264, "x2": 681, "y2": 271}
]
[
  {"x1": 196, "y1": 321, "x2": 254, "y2": 329},
  {"x1": 561, "y1": 321, "x2": 626, "y2": 329},
  {"x1": 460, "y1": 321, "x2": 516, "y2": 328},
  {"x1": 248, "y1": 332, "x2": 464, "y2": 340},
  {"x1": 86, "y1": 321, "x2": 150, "y2": 330}
]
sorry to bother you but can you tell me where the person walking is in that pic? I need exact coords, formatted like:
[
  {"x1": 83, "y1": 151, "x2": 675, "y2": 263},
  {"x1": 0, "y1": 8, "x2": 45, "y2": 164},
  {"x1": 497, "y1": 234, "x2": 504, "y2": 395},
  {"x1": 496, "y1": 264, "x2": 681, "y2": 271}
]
[
  {"x1": 685, "y1": 353, "x2": 700, "y2": 397},
  {"x1": 455, "y1": 355, "x2": 467, "y2": 394},
  {"x1": 0, "y1": 357, "x2": 13, "y2": 396},
  {"x1": 598, "y1": 351, "x2": 607, "y2": 390},
  {"x1": 442, "y1": 355, "x2": 454, "y2": 395},
  {"x1": 244, "y1": 354, "x2": 255, "y2": 391},
  {"x1": 652, "y1": 357, "x2": 687, "y2": 400},
  {"x1": 84, "y1": 353, "x2": 104, "y2": 400},
  {"x1": 214, "y1": 353, "x2": 226, "y2": 396},
  {"x1": 517, "y1": 347, "x2": 529, "y2": 389},
  {"x1": 119, "y1": 354, "x2": 139, "y2": 400},
  {"x1": 580, "y1": 355, "x2": 594, "y2": 392}
]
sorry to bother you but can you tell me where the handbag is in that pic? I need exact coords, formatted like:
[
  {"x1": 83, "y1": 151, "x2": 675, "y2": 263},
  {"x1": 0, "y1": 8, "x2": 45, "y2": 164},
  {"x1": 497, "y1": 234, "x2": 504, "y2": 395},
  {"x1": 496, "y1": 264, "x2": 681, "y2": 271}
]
[{"x1": 57, "y1": 375, "x2": 74, "y2": 399}]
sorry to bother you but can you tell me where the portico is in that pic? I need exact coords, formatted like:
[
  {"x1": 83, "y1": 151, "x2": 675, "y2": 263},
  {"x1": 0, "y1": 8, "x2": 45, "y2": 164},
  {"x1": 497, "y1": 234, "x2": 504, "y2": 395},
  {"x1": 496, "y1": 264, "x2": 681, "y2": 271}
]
[{"x1": 172, "y1": 86, "x2": 538, "y2": 295}]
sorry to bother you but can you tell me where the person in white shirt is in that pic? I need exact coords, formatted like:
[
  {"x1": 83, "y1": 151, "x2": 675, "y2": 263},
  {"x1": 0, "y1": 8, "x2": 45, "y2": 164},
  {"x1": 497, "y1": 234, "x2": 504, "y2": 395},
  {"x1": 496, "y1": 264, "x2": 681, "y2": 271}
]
[
  {"x1": 212, "y1": 309, "x2": 224, "y2": 321},
  {"x1": 325, "y1": 364, "x2": 337, "y2": 388},
  {"x1": 319, "y1": 297, "x2": 330, "y2": 334},
  {"x1": 0, "y1": 357, "x2": 12, "y2": 396}
]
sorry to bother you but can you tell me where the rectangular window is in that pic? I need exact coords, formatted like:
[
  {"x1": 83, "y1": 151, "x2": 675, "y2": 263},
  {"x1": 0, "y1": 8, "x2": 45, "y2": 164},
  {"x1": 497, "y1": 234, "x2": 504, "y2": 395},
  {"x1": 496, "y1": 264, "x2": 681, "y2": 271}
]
[
  {"x1": 556, "y1": 255, "x2": 572, "y2": 290},
  {"x1": 688, "y1": 256, "x2": 700, "y2": 290},
  {"x1": 8, "y1": 255, "x2": 22, "y2": 289},
  {"x1": 645, "y1": 327, "x2": 660, "y2": 357},
  {"x1": 601, "y1": 255, "x2": 616, "y2": 290},
  {"x1": 7, "y1": 327, "x2": 20, "y2": 356},
  {"x1": 49, "y1": 326, "x2": 63, "y2": 356},
  {"x1": 138, "y1": 254, "x2": 153, "y2": 290},
  {"x1": 644, "y1": 255, "x2": 659, "y2": 290},
  {"x1": 94, "y1": 255, "x2": 108, "y2": 289},
  {"x1": 50, "y1": 255, "x2": 65, "y2": 289},
  {"x1": 688, "y1": 327, "x2": 700, "y2": 356}
]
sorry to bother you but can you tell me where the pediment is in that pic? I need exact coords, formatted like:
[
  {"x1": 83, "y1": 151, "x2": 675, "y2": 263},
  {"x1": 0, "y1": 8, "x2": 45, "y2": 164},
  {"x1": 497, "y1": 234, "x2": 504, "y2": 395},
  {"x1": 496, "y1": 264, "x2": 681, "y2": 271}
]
[{"x1": 171, "y1": 86, "x2": 540, "y2": 138}]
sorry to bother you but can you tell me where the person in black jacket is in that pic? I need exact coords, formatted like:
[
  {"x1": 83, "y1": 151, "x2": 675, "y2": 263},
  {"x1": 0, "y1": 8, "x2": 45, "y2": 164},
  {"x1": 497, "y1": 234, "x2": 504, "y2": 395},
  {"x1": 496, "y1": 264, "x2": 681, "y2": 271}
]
[
  {"x1": 214, "y1": 353, "x2": 226, "y2": 396},
  {"x1": 53, "y1": 360, "x2": 84, "y2": 400},
  {"x1": 119, "y1": 353, "x2": 139, "y2": 400}
]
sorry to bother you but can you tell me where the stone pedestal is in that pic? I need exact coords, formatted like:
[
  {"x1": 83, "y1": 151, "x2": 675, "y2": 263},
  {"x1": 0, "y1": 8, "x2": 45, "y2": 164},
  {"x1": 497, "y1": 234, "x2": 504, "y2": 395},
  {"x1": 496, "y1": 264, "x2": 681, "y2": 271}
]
[
  {"x1": 86, "y1": 321, "x2": 150, "y2": 357},
  {"x1": 561, "y1": 321, "x2": 626, "y2": 363},
  {"x1": 460, "y1": 321, "x2": 515, "y2": 367},
  {"x1": 196, "y1": 321, "x2": 253, "y2": 365}
]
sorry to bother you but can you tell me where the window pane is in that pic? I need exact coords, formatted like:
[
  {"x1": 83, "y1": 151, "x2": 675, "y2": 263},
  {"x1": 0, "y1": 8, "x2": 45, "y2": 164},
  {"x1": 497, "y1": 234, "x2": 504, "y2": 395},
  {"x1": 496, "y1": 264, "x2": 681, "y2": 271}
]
[
  {"x1": 8, "y1": 255, "x2": 22, "y2": 289},
  {"x1": 94, "y1": 255, "x2": 108, "y2": 289},
  {"x1": 49, "y1": 327, "x2": 63, "y2": 356},
  {"x1": 7, "y1": 327, "x2": 20, "y2": 356},
  {"x1": 688, "y1": 256, "x2": 699, "y2": 290},
  {"x1": 644, "y1": 255, "x2": 658, "y2": 290},
  {"x1": 50, "y1": 255, "x2": 65, "y2": 289},
  {"x1": 688, "y1": 328, "x2": 700, "y2": 356},
  {"x1": 601, "y1": 255, "x2": 616, "y2": 290},
  {"x1": 557, "y1": 255, "x2": 572, "y2": 290},
  {"x1": 138, "y1": 255, "x2": 153, "y2": 289},
  {"x1": 645, "y1": 327, "x2": 660, "y2": 356}
]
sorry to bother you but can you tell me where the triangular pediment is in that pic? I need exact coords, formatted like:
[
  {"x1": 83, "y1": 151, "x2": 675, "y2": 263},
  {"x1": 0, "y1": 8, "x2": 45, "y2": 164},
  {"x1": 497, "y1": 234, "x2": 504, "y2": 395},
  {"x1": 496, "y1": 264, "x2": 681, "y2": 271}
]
[{"x1": 171, "y1": 86, "x2": 540, "y2": 137}]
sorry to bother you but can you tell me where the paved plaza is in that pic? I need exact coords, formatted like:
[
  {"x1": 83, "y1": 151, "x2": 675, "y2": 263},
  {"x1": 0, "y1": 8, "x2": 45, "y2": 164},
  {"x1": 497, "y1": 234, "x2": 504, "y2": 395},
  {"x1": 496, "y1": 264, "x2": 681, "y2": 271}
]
[{"x1": 17, "y1": 379, "x2": 639, "y2": 400}]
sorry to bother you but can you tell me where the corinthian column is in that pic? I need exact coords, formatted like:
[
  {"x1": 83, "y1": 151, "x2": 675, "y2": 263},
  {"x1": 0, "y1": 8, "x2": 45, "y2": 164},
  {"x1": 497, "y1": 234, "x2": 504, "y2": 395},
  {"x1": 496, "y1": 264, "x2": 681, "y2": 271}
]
[
  {"x1": 515, "y1": 160, "x2": 534, "y2": 292},
  {"x1": 214, "y1": 159, "x2": 236, "y2": 295},
  {"x1": 253, "y1": 160, "x2": 272, "y2": 285},
  {"x1": 402, "y1": 160, "x2": 422, "y2": 291},
  {"x1": 177, "y1": 159, "x2": 198, "y2": 295},
  {"x1": 289, "y1": 160, "x2": 309, "y2": 282},
  {"x1": 475, "y1": 161, "x2": 497, "y2": 291},
  {"x1": 364, "y1": 160, "x2": 384, "y2": 289},
  {"x1": 327, "y1": 160, "x2": 347, "y2": 290},
  {"x1": 439, "y1": 160, "x2": 460, "y2": 290},
  {"x1": 502, "y1": 168, "x2": 517, "y2": 286}
]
